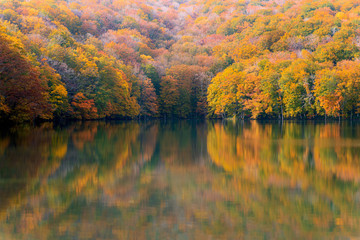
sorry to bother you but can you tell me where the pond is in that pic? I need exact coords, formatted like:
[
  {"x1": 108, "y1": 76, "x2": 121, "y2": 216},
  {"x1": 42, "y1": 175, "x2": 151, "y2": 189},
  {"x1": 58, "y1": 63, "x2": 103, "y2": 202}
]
[{"x1": 0, "y1": 120, "x2": 360, "y2": 239}]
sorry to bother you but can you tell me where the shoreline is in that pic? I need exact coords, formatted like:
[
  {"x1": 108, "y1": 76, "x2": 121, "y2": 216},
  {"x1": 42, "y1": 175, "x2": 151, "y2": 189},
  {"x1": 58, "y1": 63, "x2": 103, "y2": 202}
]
[{"x1": 2, "y1": 116, "x2": 360, "y2": 127}]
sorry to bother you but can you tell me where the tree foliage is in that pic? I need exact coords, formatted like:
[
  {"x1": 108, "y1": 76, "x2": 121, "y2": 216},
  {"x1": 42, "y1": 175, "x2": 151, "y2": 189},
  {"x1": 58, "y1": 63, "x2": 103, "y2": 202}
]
[{"x1": 2, "y1": 0, "x2": 360, "y2": 121}]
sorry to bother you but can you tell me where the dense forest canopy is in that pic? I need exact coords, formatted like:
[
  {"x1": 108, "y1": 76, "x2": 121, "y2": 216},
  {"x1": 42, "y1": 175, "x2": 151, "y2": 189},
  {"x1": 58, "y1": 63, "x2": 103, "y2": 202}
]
[{"x1": 1, "y1": 0, "x2": 360, "y2": 121}]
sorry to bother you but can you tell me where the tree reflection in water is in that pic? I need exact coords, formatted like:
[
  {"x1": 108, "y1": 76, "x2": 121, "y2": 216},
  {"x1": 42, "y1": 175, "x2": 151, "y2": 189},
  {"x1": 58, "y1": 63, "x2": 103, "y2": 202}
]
[{"x1": 0, "y1": 120, "x2": 360, "y2": 239}]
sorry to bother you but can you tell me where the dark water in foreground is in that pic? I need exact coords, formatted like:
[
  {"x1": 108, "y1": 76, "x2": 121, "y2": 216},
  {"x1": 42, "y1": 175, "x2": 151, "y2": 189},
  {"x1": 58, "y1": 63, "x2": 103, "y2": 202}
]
[{"x1": 0, "y1": 120, "x2": 360, "y2": 240}]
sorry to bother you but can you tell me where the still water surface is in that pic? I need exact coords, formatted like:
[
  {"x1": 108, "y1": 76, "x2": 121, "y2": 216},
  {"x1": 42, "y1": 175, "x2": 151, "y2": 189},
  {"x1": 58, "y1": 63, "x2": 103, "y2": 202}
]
[{"x1": 0, "y1": 120, "x2": 360, "y2": 240}]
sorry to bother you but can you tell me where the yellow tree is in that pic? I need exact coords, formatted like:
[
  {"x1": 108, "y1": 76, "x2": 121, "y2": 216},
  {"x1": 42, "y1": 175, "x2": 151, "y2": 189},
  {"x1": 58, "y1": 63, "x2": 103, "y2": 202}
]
[
  {"x1": 207, "y1": 66, "x2": 245, "y2": 118},
  {"x1": 335, "y1": 60, "x2": 360, "y2": 117},
  {"x1": 313, "y1": 69, "x2": 342, "y2": 117}
]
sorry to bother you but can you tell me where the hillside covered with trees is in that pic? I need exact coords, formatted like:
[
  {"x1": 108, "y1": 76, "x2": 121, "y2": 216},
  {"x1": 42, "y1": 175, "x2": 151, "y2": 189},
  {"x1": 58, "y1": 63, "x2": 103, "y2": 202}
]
[{"x1": 1, "y1": 0, "x2": 360, "y2": 122}]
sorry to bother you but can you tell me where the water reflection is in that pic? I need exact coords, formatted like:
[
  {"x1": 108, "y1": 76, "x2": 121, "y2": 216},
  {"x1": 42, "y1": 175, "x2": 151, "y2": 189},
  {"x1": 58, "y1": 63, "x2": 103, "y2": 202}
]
[{"x1": 0, "y1": 120, "x2": 360, "y2": 239}]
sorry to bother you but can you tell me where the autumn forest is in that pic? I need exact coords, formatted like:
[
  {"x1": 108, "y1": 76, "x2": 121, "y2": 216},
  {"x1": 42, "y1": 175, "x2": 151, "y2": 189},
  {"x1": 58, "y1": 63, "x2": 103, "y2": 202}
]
[{"x1": 1, "y1": 0, "x2": 360, "y2": 122}]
